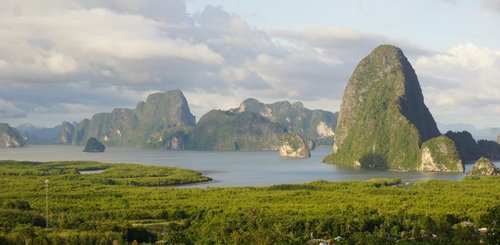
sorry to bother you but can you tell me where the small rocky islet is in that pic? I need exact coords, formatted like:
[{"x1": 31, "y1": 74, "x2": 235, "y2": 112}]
[
  {"x1": 83, "y1": 137, "x2": 105, "y2": 153},
  {"x1": 279, "y1": 133, "x2": 311, "y2": 159},
  {"x1": 467, "y1": 157, "x2": 500, "y2": 176}
]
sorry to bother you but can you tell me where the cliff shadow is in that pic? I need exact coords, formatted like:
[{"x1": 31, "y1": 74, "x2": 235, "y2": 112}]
[{"x1": 359, "y1": 153, "x2": 388, "y2": 170}]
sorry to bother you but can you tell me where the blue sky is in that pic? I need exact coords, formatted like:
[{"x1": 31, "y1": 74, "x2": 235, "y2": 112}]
[
  {"x1": 187, "y1": 0, "x2": 499, "y2": 50},
  {"x1": 0, "y1": 0, "x2": 499, "y2": 130}
]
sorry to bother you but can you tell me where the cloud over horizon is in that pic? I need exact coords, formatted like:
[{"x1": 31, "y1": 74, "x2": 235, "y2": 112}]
[{"x1": 0, "y1": 0, "x2": 498, "y2": 129}]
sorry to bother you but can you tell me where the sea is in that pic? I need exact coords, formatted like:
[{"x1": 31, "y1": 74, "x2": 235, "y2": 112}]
[{"x1": 0, "y1": 145, "x2": 498, "y2": 187}]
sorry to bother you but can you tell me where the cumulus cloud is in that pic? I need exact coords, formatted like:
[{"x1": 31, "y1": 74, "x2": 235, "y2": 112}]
[
  {"x1": 0, "y1": 98, "x2": 27, "y2": 118},
  {"x1": 414, "y1": 43, "x2": 500, "y2": 127},
  {"x1": 0, "y1": 0, "x2": 497, "y2": 129}
]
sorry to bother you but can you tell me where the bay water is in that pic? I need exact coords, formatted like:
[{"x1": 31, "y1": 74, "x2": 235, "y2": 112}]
[{"x1": 0, "y1": 145, "x2": 497, "y2": 187}]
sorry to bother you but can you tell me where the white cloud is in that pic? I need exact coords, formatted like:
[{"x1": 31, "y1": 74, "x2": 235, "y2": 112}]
[
  {"x1": 0, "y1": 0, "x2": 497, "y2": 130},
  {"x1": 0, "y1": 1, "x2": 420, "y2": 126},
  {"x1": 417, "y1": 43, "x2": 496, "y2": 71},
  {"x1": 0, "y1": 98, "x2": 26, "y2": 118},
  {"x1": 43, "y1": 52, "x2": 79, "y2": 74},
  {"x1": 414, "y1": 43, "x2": 500, "y2": 128}
]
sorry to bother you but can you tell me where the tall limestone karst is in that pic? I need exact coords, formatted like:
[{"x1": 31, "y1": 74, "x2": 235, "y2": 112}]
[
  {"x1": 324, "y1": 45, "x2": 463, "y2": 172},
  {"x1": 0, "y1": 123, "x2": 26, "y2": 148},
  {"x1": 71, "y1": 89, "x2": 195, "y2": 149},
  {"x1": 235, "y1": 99, "x2": 337, "y2": 145},
  {"x1": 445, "y1": 131, "x2": 480, "y2": 162},
  {"x1": 57, "y1": 121, "x2": 75, "y2": 144},
  {"x1": 186, "y1": 110, "x2": 286, "y2": 151}
]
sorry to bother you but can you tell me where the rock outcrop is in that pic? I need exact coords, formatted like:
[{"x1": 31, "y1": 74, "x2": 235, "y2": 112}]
[
  {"x1": 83, "y1": 137, "x2": 105, "y2": 152},
  {"x1": 236, "y1": 99, "x2": 337, "y2": 145},
  {"x1": 445, "y1": 131, "x2": 480, "y2": 162},
  {"x1": 163, "y1": 131, "x2": 189, "y2": 150},
  {"x1": 418, "y1": 136, "x2": 463, "y2": 172},
  {"x1": 467, "y1": 157, "x2": 500, "y2": 176},
  {"x1": 186, "y1": 110, "x2": 285, "y2": 151},
  {"x1": 0, "y1": 123, "x2": 26, "y2": 148},
  {"x1": 323, "y1": 45, "x2": 463, "y2": 172},
  {"x1": 279, "y1": 133, "x2": 311, "y2": 158},
  {"x1": 71, "y1": 89, "x2": 195, "y2": 149},
  {"x1": 58, "y1": 121, "x2": 75, "y2": 144}
]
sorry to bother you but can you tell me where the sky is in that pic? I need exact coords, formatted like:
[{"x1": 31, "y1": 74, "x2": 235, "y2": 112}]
[{"x1": 0, "y1": 0, "x2": 499, "y2": 129}]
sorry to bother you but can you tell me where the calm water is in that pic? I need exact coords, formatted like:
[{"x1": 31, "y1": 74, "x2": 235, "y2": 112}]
[{"x1": 0, "y1": 145, "x2": 497, "y2": 187}]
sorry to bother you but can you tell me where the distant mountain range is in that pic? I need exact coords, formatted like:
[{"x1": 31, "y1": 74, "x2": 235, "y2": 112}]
[
  {"x1": 438, "y1": 123, "x2": 500, "y2": 142},
  {"x1": 16, "y1": 89, "x2": 337, "y2": 151},
  {"x1": 16, "y1": 123, "x2": 61, "y2": 144},
  {"x1": 7, "y1": 88, "x2": 497, "y2": 161}
]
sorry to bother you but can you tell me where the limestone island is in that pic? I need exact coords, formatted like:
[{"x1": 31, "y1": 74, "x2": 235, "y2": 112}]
[
  {"x1": 323, "y1": 44, "x2": 463, "y2": 172},
  {"x1": 279, "y1": 133, "x2": 311, "y2": 159},
  {"x1": 467, "y1": 157, "x2": 500, "y2": 176},
  {"x1": 83, "y1": 137, "x2": 105, "y2": 153}
]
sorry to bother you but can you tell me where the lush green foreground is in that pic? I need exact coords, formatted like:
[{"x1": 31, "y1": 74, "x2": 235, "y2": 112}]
[{"x1": 0, "y1": 161, "x2": 499, "y2": 244}]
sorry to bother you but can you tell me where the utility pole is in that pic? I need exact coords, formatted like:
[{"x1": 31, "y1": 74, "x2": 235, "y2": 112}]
[{"x1": 45, "y1": 179, "x2": 49, "y2": 229}]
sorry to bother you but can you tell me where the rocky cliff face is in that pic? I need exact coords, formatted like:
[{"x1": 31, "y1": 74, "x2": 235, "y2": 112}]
[
  {"x1": 0, "y1": 123, "x2": 26, "y2": 148},
  {"x1": 236, "y1": 99, "x2": 337, "y2": 145},
  {"x1": 445, "y1": 131, "x2": 480, "y2": 162},
  {"x1": 163, "y1": 131, "x2": 189, "y2": 150},
  {"x1": 71, "y1": 90, "x2": 195, "y2": 149},
  {"x1": 58, "y1": 121, "x2": 75, "y2": 144},
  {"x1": 324, "y1": 45, "x2": 462, "y2": 172},
  {"x1": 279, "y1": 133, "x2": 311, "y2": 158},
  {"x1": 467, "y1": 157, "x2": 500, "y2": 176},
  {"x1": 186, "y1": 110, "x2": 285, "y2": 151},
  {"x1": 136, "y1": 90, "x2": 196, "y2": 127}
]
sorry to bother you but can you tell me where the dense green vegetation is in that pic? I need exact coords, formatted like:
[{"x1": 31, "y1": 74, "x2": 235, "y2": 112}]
[{"x1": 0, "y1": 160, "x2": 499, "y2": 244}]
